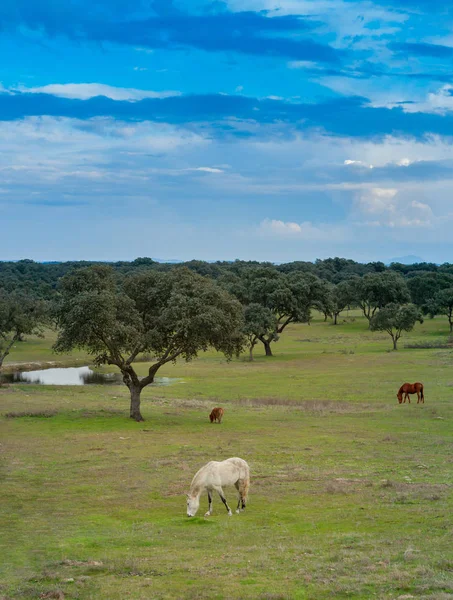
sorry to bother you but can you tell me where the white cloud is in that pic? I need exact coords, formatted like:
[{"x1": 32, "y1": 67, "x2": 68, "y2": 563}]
[
  {"x1": 344, "y1": 159, "x2": 374, "y2": 168},
  {"x1": 370, "y1": 85, "x2": 453, "y2": 115},
  {"x1": 358, "y1": 188, "x2": 398, "y2": 215},
  {"x1": 16, "y1": 83, "x2": 180, "y2": 101},
  {"x1": 258, "y1": 218, "x2": 346, "y2": 241},
  {"x1": 288, "y1": 60, "x2": 322, "y2": 70},
  {"x1": 356, "y1": 188, "x2": 433, "y2": 227},
  {"x1": 188, "y1": 167, "x2": 224, "y2": 173}
]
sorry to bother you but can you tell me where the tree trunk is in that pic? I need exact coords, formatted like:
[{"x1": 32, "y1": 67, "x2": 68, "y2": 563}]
[
  {"x1": 249, "y1": 345, "x2": 254, "y2": 361},
  {"x1": 263, "y1": 339, "x2": 273, "y2": 356},
  {"x1": 129, "y1": 384, "x2": 144, "y2": 422},
  {"x1": 333, "y1": 312, "x2": 338, "y2": 325},
  {"x1": 392, "y1": 336, "x2": 398, "y2": 350}
]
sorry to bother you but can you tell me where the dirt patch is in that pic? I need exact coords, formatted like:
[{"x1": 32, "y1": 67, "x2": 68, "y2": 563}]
[{"x1": 60, "y1": 560, "x2": 103, "y2": 567}]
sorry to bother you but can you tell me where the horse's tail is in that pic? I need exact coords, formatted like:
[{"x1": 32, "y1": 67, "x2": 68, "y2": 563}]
[
  {"x1": 242, "y1": 464, "x2": 250, "y2": 502},
  {"x1": 421, "y1": 384, "x2": 424, "y2": 402}
]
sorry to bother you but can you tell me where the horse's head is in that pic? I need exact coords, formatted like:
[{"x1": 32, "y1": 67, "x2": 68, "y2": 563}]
[
  {"x1": 397, "y1": 392, "x2": 403, "y2": 404},
  {"x1": 186, "y1": 493, "x2": 200, "y2": 517}
]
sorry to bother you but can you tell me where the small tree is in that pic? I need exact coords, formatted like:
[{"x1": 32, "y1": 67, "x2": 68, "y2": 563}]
[
  {"x1": 313, "y1": 280, "x2": 334, "y2": 322},
  {"x1": 354, "y1": 272, "x2": 410, "y2": 326},
  {"x1": 222, "y1": 268, "x2": 325, "y2": 356},
  {"x1": 54, "y1": 266, "x2": 244, "y2": 421},
  {"x1": 370, "y1": 303, "x2": 420, "y2": 350},
  {"x1": 330, "y1": 280, "x2": 357, "y2": 325},
  {"x1": 243, "y1": 303, "x2": 276, "y2": 361},
  {"x1": 426, "y1": 287, "x2": 453, "y2": 332},
  {"x1": 0, "y1": 291, "x2": 47, "y2": 376}
]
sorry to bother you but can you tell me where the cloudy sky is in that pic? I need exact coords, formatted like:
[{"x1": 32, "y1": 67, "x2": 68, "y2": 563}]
[{"x1": 1, "y1": 0, "x2": 453, "y2": 263}]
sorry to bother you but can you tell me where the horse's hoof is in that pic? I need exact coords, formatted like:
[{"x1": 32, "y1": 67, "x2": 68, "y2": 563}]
[
  {"x1": 235, "y1": 509, "x2": 240, "y2": 514},
  {"x1": 228, "y1": 511, "x2": 233, "y2": 516},
  {"x1": 204, "y1": 512, "x2": 211, "y2": 517}
]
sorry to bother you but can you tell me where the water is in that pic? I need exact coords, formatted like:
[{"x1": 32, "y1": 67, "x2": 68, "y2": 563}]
[{"x1": 2, "y1": 366, "x2": 183, "y2": 387}]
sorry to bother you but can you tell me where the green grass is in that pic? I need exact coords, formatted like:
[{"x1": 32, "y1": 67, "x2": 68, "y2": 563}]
[
  {"x1": 1, "y1": 313, "x2": 453, "y2": 599},
  {"x1": 1, "y1": 328, "x2": 90, "y2": 372}
]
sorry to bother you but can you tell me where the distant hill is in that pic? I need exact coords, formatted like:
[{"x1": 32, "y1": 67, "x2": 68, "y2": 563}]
[{"x1": 388, "y1": 255, "x2": 425, "y2": 265}]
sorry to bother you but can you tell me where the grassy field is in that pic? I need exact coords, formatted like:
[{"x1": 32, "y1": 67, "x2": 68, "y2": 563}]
[{"x1": 1, "y1": 313, "x2": 453, "y2": 599}]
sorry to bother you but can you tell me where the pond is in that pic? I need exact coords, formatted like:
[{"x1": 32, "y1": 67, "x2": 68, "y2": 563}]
[{"x1": 1, "y1": 366, "x2": 184, "y2": 387}]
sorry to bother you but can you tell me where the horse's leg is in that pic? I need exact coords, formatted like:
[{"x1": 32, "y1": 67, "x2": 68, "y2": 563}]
[
  {"x1": 204, "y1": 491, "x2": 213, "y2": 517},
  {"x1": 214, "y1": 486, "x2": 233, "y2": 516},
  {"x1": 417, "y1": 391, "x2": 420, "y2": 404},
  {"x1": 406, "y1": 393, "x2": 410, "y2": 404}
]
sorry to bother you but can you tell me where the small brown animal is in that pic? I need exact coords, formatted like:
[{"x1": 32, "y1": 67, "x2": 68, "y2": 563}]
[
  {"x1": 209, "y1": 407, "x2": 224, "y2": 423},
  {"x1": 397, "y1": 382, "x2": 424, "y2": 404}
]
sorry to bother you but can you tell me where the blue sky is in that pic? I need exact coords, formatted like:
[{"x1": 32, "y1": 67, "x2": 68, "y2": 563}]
[{"x1": 1, "y1": 0, "x2": 453, "y2": 263}]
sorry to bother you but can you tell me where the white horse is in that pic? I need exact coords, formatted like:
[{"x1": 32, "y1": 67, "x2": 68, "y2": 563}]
[{"x1": 186, "y1": 457, "x2": 250, "y2": 517}]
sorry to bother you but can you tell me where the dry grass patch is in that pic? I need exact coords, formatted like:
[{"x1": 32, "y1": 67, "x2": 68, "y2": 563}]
[
  {"x1": 3, "y1": 409, "x2": 58, "y2": 419},
  {"x1": 234, "y1": 397, "x2": 381, "y2": 414}
]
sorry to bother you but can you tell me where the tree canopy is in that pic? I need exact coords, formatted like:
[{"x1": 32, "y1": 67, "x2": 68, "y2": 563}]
[
  {"x1": 242, "y1": 303, "x2": 276, "y2": 361},
  {"x1": 0, "y1": 291, "x2": 48, "y2": 372},
  {"x1": 54, "y1": 266, "x2": 244, "y2": 421},
  {"x1": 426, "y1": 287, "x2": 453, "y2": 332},
  {"x1": 221, "y1": 268, "x2": 326, "y2": 356},
  {"x1": 370, "y1": 303, "x2": 421, "y2": 350},
  {"x1": 330, "y1": 279, "x2": 358, "y2": 325},
  {"x1": 354, "y1": 272, "x2": 410, "y2": 324},
  {"x1": 406, "y1": 272, "x2": 453, "y2": 308}
]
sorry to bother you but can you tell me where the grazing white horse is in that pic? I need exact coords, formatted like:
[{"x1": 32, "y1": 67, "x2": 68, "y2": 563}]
[{"x1": 186, "y1": 457, "x2": 250, "y2": 517}]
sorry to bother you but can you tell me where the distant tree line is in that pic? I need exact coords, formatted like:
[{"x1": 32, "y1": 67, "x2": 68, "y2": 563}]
[{"x1": 1, "y1": 256, "x2": 453, "y2": 297}]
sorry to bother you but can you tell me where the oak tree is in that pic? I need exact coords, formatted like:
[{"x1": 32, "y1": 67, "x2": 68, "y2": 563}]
[
  {"x1": 54, "y1": 266, "x2": 244, "y2": 421},
  {"x1": 370, "y1": 303, "x2": 420, "y2": 350},
  {"x1": 0, "y1": 291, "x2": 47, "y2": 375}
]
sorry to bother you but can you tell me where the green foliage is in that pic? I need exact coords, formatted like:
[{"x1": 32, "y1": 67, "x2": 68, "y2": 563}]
[
  {"x1": 407, "y1": 272, "x2": 453, "y2": 307},
  {"x1": 243, "y1": 303, "x2": 276, "y2": 360},
  {"x1": 0, "y1": 290, "x2": 48, "y2": 369},
  {"x1": 54, "y1": 266, "x2": 244, "y2": 420},
  {"x1": 425, "y1": 287, "x2": 453, "y2": 332},
  {"x1": 354, "y1": 272, "x2": 410, "y2": 322},
  {"x1": 329, "y1": 279, "x2": 358, "y2": 324},
  {"x1": 312, "y1": 279, "x2": 334, "y2": 321},
  {"x1": 3, "y1": 257, "x2": 453, "y2": 304},
  {"x1": 370, "y1": 303, "x2": 421, "y2": 349},
  {"x1": 222, "y1": 268, "x2": 326, "y2": 355}
]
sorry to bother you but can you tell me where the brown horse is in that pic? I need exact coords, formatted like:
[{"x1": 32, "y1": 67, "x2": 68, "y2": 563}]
[
  {"x1": 209, "y1": 407, "x2": 224, "y2": 423},
  {"x1": 397, "y1": 382, "x2": 424, "y2": 404}
]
